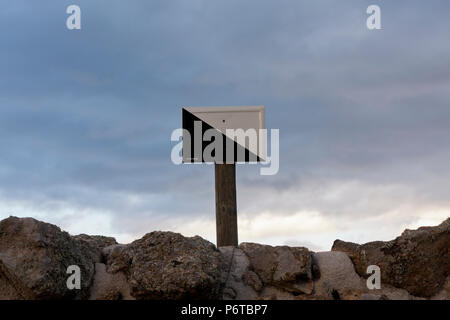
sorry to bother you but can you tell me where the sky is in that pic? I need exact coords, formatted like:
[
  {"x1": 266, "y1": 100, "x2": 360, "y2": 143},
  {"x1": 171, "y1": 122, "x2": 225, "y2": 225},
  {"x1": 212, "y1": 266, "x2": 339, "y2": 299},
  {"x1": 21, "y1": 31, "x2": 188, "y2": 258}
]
[{"x1": 0, "y1": 1, "x2": 449, "y2": 251}]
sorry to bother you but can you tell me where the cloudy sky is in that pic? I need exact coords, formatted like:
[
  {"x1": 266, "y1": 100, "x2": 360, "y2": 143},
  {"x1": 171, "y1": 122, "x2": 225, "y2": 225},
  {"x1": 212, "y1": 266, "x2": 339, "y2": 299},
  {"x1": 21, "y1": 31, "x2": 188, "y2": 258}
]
[{"x1": 1, "y1": 1, "x2": 449, "y2": 250}]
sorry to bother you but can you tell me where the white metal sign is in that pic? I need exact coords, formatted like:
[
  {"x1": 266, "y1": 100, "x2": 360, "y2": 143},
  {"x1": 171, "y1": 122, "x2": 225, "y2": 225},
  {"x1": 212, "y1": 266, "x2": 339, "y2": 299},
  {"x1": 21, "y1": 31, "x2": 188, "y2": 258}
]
[{"x1": 182, "y1": 106, "x2": 266, "y2": 163}]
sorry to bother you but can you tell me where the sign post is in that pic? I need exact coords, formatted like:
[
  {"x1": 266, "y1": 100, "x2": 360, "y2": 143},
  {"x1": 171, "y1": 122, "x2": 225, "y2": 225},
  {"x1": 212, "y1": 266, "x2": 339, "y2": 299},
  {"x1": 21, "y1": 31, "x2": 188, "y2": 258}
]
[
  {"x1": 214, "y1": 163, "x2": 238, "y2": 247},
  {"x1": 182, "y1": 106, "x2": 266, "y2": 247}
]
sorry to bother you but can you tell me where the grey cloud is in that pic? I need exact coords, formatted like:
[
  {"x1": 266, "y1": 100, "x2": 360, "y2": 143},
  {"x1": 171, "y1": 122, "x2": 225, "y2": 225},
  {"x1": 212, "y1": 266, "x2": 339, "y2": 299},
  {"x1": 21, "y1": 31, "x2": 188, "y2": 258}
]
[{"x1": 0, "y1": 1, "x2": 449, "y2": 243}]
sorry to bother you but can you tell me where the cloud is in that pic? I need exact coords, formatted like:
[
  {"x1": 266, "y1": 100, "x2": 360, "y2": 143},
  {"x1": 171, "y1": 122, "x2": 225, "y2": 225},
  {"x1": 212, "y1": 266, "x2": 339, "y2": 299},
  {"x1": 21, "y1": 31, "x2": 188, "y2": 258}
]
[{"x1": 0, "y1": 1, "x2": 449, "y2": 248}]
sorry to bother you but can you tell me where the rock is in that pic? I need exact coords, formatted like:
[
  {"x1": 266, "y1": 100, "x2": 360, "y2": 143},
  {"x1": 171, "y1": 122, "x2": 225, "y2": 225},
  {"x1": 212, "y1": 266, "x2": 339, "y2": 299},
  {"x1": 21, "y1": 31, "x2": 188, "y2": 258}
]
[
  {"x1": 360, "y1": 293, "x2": 388, "y2": 300},
  {"x1": 220, "y1": 244, "x2": 314, "y2": 300},
  {"x1": 88, "y1": 263, "x2": 133, "y2": 300},
  {"x1": 311, "y1": 251, "x2": 420, "y2": 300},
  {"x1": 331, "y1": 240, "x2": 385, "y2": 278},
  {"x1": 102, "y1": 244, "x2": 128, "y2": 273},
  {"x1": 0, "y1": 216, "x2": 96, "y2": 299},
  {"x1": 374, "y1": 284, "x2": 420, "y2": 300},
  {"x1": 260, "y1": 286, "x2": 296, "y2": 300},
  {"x1": 312, "y1": 251, "x2": 365, "y2": 300},
  {"x1": 431, "y1": 277, "x2": 450, "y2": 300},
  {"x1": 104, "y1": 231, "x2": 222, "y2": 300},
  {"x1": 219, "y1": 246, "x2": 259, "y2": 300},
  {"x1": 332, "y1": 218, "x2": 450, "y2": 297},
  {"x1": 222, "y1": 287, "x2": 236, "y2": 299},
  {"x1": 0, "y1": 215, "x2": 448, "y2": 300},
  {"x1": 0, "y1": 259, "x2": 35, "y2": 299},
  {"x1": 242, "y1": 270, "x2": 263, "y2": 292},
  {"x1": 73, "y1": 234, "x2": 117, "y2": 259},
  {"x1": 239, "y1": 243, "x2": 313, "y2": 295},
  {"x1": 73, "y1": 234, "x2": 118, "y2": 264},
  {"x1": 73, "y1": 234, "x2": 117, "y2": 248}
]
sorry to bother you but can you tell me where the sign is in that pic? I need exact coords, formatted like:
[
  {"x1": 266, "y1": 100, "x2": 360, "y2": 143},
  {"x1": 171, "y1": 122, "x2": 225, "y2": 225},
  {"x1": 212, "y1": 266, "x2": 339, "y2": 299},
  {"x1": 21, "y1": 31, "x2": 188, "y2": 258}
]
[{"x1": 182, "y1": 106, "x2": 266, "y2": 163}]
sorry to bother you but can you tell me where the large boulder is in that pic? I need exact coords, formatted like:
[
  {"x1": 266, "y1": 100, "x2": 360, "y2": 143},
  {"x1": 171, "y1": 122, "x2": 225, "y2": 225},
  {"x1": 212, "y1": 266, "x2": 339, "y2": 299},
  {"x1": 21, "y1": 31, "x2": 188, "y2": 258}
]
[
  {"x1": 239, "y1": 243, "x2": 313, "y2": 295},
  {"x1": 219, "y1": 246, "x2": 260, "y2": 300},
  {"x1": 103, "y1": 231, "x2": 222, "y2": 299},
  {"x1": 0, "y1": 216, "x2": 97, "y2": 299},
  {"x1": 0, "y1": 259, "x2": 36, "y2": 299},
  {"x1": 72, "y1": 234, "x2": 118, "y2": 264},
  {"x1": 88, "y1": 262, "x2": 133, "y2": 300},
  {"x1": 311, "y1": 251, "x2": 364, "y2": 300},
  {"x1": 332, "y1": 218, "x2": 450, "y2": 297},
  {"x1": 73, "y1": 234, "x2": 117, "y2": 248}
]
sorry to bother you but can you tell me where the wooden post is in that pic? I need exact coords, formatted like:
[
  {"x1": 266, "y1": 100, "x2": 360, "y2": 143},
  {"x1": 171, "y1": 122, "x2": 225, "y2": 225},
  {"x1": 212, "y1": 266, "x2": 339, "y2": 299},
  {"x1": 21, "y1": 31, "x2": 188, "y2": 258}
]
[{"x1": 214, "y1": 163, "x2": 238, "y2": 247}]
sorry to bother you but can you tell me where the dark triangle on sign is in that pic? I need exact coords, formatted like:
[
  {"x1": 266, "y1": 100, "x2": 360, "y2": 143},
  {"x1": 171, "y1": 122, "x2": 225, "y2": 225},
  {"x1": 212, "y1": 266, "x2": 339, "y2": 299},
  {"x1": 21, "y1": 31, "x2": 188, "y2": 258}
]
[{"x1": 182, "y1": 108, "x2": 262, "y2": 163}]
